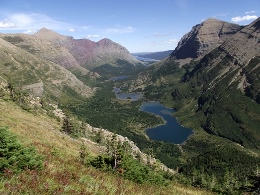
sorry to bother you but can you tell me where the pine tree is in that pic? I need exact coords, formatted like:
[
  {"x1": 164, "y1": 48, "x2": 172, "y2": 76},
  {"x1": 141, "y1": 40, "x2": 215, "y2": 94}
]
[
  {"x1": 0, "y1": 127, "x2": 44, "y2": 174},
  {"x1": 106, "y1": 134, "x2": 124, "y2": 169},
  {"x1": 62, "y1": 115, "x2": 73, "y2": 135},
  {"x1": 79, "y1": 142, "x2": 89, "y2": 164}
]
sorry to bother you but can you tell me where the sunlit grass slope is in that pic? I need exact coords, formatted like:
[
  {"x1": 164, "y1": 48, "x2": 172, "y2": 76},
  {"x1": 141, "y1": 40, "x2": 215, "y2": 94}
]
[{"x1": 0, "y1": 99, "x2": 213, "y2": 194}]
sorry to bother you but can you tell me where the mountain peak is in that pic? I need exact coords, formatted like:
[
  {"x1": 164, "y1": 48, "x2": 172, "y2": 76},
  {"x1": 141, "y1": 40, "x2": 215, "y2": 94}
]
[
  {"x1": 37, "y1": 27, "x2": 52, "y2": 32},
  {"x1": 35, "y1": 27, "x2": 70, "y2": 42},
  {"x1": 170, "y1": 18, "x2": 242, "y2": 61},
  {"x1": 203, "y1": 18, "x2": 221, "y2": 22},
  {"x1": 99, "y1": 38, "x2": 112, "y2": 42},
  {"x1": 36, "y1": 27, "x2": 59, "y2": 36},
  {"x1": 98, "y1": 38, "x2": 114, "y2": 44}
]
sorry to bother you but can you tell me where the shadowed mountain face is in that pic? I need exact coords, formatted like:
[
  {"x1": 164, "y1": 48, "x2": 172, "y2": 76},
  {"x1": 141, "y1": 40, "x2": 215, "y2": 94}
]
[
  {"x1": 171, "y1": 17, "x2": 260, "y2": 148},
  {"x1": 170, "y1": 18, "x2": 242, "y2": 60}
]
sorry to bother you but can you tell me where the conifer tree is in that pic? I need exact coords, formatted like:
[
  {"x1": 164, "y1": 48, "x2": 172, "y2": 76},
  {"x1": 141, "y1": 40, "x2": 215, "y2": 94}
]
[
  {"x1": 106, "y1": 134, "x2": 124, "y2": 169},
  {"x1": 62, "y1": 115, "x2": 73, "y2": 135}
]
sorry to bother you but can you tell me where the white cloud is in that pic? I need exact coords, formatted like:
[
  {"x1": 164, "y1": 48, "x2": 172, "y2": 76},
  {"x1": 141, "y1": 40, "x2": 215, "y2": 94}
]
[
  {"x1": 69, "y1": 28, "x2": 75, "y2": 32},
  {"x1": 0, "y1": 12, "x2": 72, "y2": 30},
  {"x1": 145, "y1": 39, "x2": 178, "y2": 47},
  {"x1": 86, "y1": 34, "x2": 100, "y2": 38},
  {"x1": 24, "y1": 29, "x2": 37, "y2": 34},
  {"x1": 231, "y1": 15, "x2": 258, "y2": 23},
  {"x1": 152, "y1": 32, "x2": 174, "y2": 37},
  {"x1": 165, "y1": 39, "x2": 178, "y2": 44},
  {"x1": 245, "y1": 11, "x2": 256, "y2": 14},
  {"x1": 106, "y1": 26, "x2": 134, "y2": 34},
  {"x1": 10, "y1": 13, "x2": 33, "y2": 27},
  {"x1": 81, "y1": 26, "x2": 92, "y2": 30},
  {"x1": 0, "y1": 20, "x2": 17, "y2": 28}
]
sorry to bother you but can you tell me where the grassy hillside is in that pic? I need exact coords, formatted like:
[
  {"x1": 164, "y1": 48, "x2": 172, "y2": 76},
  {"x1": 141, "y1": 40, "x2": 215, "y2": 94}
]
[
  {"x1": 0, "y1": 98, "x2": 213, "y2": 194},
  {"x1": 0, "y1": 36, "x2": 93, "y2": 105}
]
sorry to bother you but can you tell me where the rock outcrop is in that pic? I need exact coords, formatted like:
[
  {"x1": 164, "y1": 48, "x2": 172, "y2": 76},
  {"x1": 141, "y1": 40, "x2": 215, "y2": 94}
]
[
  {"x1": 220, "y1": 17, "x2": 260, "y2": 65},
  {"x1": 170, "y1": 18, "x2": 242, "y2": 60}
]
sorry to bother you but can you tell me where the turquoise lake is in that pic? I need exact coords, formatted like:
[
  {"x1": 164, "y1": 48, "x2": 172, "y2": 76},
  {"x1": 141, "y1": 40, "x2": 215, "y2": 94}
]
[{"x1": 139, "y1": 101, "x2": 193, "y2": 144}]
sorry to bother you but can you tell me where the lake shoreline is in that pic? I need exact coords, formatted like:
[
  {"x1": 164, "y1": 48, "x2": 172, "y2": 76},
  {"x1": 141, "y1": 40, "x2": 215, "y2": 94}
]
[
  {"x1": 111, "y1": 80, "x2": 193, "y2": 144},
  {"x1": 139, "y1": 101, "x2": 193, "y2": 144}
]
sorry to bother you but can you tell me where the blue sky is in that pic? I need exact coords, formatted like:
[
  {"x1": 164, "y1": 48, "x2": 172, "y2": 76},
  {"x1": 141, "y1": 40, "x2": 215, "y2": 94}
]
[{"x1": 0, "y1": 0, "x2": 259, "y2": 52}]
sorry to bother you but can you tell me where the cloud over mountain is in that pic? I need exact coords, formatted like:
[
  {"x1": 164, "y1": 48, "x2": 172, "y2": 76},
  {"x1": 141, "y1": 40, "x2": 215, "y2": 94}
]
[
  {"x1": 231, "y1": 15, "x2": 258, "y2": 23},
  {"x1": 0, "y1": 12, "x2": 72, "y2": 31}
]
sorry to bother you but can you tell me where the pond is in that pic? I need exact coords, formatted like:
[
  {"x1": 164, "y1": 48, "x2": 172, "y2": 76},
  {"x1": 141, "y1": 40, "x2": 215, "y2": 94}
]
[
  {"x1": 109, "y1": 75, "x2": 129, "y2": 81},
  {"x1": 139, "y1": 101, "x2": 193, "y2": 144},
  {"x1": 113, "y1": 87, "x2": 143, "y2": 101}
]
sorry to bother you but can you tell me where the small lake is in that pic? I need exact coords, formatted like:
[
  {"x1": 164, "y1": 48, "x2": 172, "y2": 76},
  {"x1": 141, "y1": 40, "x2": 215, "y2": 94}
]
[
  {"x1": 113, "y1": 87, "x2": 143, "y2": 101},
  {"x1": 133, "y1": 55, "x2": 159, "y2": 62},
  {"x1": 139, "y1": 101, "x2": 193, "y2": 144},
  {"x1": 109, "y1": 75, "x2": 129, "y2": 81}
]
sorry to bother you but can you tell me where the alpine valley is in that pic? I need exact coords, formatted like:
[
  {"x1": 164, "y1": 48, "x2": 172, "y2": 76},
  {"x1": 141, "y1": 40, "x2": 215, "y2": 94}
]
[{"x1": 0, "y1": 18, "x2": 260, "y2": 194}]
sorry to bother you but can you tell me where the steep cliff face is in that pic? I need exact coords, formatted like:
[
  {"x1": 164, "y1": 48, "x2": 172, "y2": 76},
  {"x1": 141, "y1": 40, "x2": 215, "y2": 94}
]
[
  {"x1": 171, "y1": 17, "x2": 260, "y2": 148},
  {"x1": 170, "y1": 18, "x2": 242, "y2": 60},
  {"x1": 186, "y1": 17, "x2": 260, "y2": 93},
  {"x1": 220, "y1": 17, "x2": 260, "y2": 65}
]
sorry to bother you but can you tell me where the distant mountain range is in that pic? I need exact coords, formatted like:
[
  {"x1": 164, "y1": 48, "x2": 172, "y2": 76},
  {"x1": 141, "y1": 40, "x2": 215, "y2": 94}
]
[
  {"x1": 0, "y1": 28, "x2": 144, "y2": 102},
  {"x1": 35, "y1": 28, "x2": 143, "y2": 71},
  {"x1": 133, "y1": 50, "x2": 173, "y2": 61}
]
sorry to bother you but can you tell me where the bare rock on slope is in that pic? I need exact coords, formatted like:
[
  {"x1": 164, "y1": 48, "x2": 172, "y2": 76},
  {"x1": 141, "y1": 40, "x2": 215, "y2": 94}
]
[
  {"x1": 220, "y1": 17, "x2": 260, "y2": 65},
  {"x1": 171, "y1": 18, "x2": 242, "y2": 61}
]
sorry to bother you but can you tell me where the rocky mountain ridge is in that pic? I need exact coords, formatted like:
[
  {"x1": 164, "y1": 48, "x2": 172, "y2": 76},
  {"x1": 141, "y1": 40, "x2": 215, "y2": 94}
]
[
  {"x1": 0, "y1": 27, "x2": 144, "y2": 102},
  {"x1": 171, "y1": 17, "x2": 260, "y2": 148},
  {"x1": 220, "y1": 18, "x2": 260, "y2": 66},
  {"x1": 0, "y1": 36, "x2": 93, "y2": 99},
  {"x1": 126, "y1": 18, "x2": 258, "y2": 91},
  {"x1": 35, "y1": 28, "x2": 143, "y2": 70},
  {"x1": 0, "y1": 33, "x2": 83, "y2": 69},
  {"x1": 170, "y1": 18, "x2": 242, "y2": 65}
]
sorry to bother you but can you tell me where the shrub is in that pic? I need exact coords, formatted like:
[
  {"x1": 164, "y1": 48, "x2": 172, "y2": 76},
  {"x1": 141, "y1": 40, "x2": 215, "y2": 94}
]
[{"x1": 0, "y1": 127, "x2": 44, "y2": 175}]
